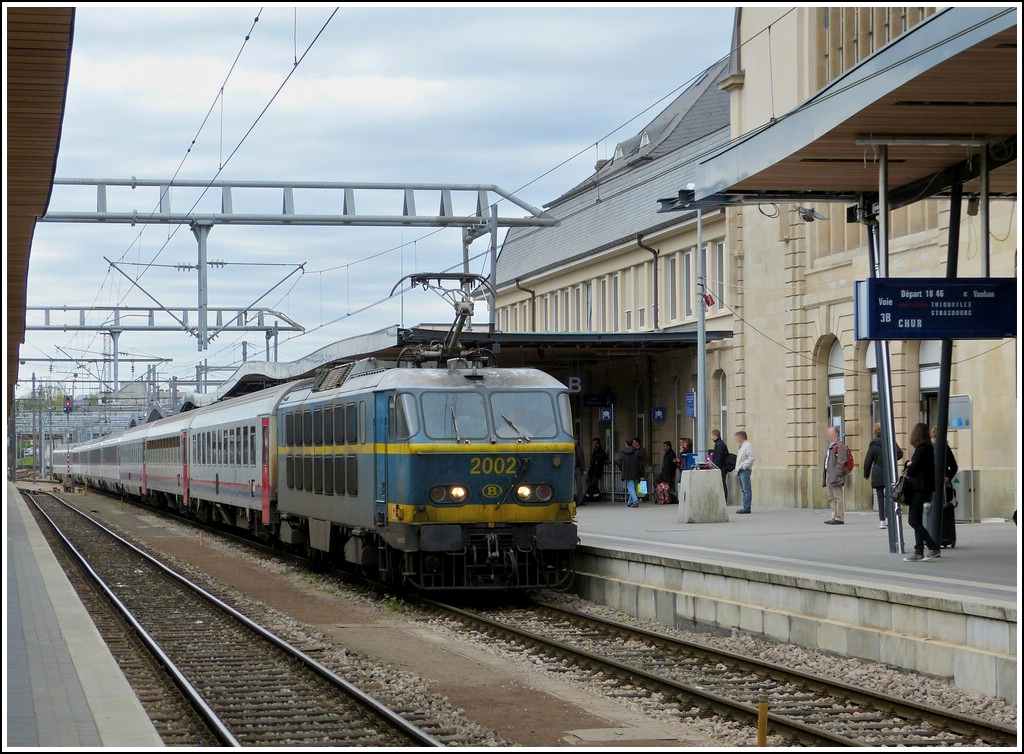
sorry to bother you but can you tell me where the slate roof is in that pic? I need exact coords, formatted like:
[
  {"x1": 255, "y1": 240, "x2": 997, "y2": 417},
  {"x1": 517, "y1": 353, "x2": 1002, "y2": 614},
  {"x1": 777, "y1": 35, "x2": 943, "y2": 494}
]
[{"x1": 496, "y1": 59, "x2": 731, "y2": 288}]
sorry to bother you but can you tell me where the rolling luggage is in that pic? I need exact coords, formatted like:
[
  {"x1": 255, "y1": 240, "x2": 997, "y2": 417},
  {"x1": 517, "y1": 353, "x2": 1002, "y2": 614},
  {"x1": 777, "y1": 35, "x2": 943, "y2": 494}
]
[{"x1": 940, "y1": 485, "x2": 957, "y2": 548}]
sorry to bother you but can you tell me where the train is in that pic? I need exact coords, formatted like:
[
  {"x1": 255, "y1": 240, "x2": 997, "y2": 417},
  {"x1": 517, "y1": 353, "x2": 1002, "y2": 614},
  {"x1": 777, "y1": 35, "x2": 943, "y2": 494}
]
[{"x1": 54, "y1": 356, "x2": 578, "y2": 590}]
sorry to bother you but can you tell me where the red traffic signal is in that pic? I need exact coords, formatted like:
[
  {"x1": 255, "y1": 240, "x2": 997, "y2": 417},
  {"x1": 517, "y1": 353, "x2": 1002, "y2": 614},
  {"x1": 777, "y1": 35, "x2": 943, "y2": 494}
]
[{"x1": 63, "y1": 395, "x2": 73, "y2": 413}]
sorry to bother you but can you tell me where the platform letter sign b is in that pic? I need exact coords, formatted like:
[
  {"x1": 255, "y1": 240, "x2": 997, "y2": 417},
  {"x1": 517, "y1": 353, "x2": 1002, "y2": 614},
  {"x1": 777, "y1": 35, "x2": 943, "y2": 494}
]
[{"x1": 566, "y1": 376, "x2": 583, "y2": 394}]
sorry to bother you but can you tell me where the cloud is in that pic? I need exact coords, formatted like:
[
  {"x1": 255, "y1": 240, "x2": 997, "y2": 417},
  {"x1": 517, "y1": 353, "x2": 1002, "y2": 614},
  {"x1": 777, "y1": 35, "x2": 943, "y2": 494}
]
[{"x1": 23, "y1": 4, "x2": 734, "y2": 398}]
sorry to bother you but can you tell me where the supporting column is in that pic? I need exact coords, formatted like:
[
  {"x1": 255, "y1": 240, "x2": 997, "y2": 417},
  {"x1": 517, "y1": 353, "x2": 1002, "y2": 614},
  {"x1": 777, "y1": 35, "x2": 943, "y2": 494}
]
[
  {"x1": 110, "y1": 329, "x2": 121, "y2": 395},
  {"x1": 929, "y1": 172, "x2": 962, "y2": 546},
  {"x1": 868, "y1": 219, "x2": 904, "y2": 554},
  {"x1": 980, "y1": 145, "x2": 990, "y2": 277},
  {"x1": 190, "y1": 221, "x2": 213, "y2": 351},
  {"x1": 488, "y1": 203, "x2": 499, "y2": 337},
  {"x1": 875, "y1": 146, "x2": 905, "y2": 554},
  {"x1": 696, "y1": 208, "x2": 707, "y2": 456}
]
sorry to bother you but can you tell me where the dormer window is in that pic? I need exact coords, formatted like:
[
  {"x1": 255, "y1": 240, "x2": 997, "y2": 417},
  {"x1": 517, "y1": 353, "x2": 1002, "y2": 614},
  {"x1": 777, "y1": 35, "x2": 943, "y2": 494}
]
[
  {"x1": 614, "y1": 143, "x2": 624, "y2": 160},
  {"x1": 639, "y1": 130, "x2": 650, "y2": 148}
]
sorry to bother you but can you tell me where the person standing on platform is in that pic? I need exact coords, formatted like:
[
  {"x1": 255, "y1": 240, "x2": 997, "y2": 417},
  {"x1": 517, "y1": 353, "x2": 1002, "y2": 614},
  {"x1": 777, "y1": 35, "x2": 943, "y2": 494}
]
[
  {"x1": 863, "y1": 423, "x2": 903, "y2": 529},
  {"x1": 617, "y1": 439, "x2": 641, "y2": 508},
  {"x1": 586, "y1": 437, "x2": 608, "y2": 502},
  {"x1": 904, "y1": 422, "x2": 940, "y2": 561},
  {"x1": 930, "y1": 425, "x2": 959, "y2": 503},
  {"x1": 822, "y1": 425, "x2": 848, "y2": 525},
  {"x1": 573, "y1": 437, "x2": 586, "y2": 506},
  {"x1": 656, "y1": 441, "x2": 677, "y2": 505},
  {"x1": 675, "y1": 438, "x2": 692, "y2": 477},
  {"x1": 710, "y1": 429, "x2": 729, "y2": 502},
  {"x1": 734, "y1": 431, "x2": 755, "y2": 514}
]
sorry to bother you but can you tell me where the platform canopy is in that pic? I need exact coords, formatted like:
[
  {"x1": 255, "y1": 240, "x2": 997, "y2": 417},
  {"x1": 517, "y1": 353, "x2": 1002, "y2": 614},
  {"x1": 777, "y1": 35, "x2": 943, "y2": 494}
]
[
  {"x1": 694, "y1": 6, "x2": 1017, "y2": 205},
  {"x1": 6, "y1": 8, "x2": 75, "y2": 410}
]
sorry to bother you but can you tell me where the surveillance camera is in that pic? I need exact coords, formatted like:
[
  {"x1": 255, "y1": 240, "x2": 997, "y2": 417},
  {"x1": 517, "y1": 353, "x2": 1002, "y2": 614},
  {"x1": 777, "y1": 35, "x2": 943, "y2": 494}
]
[{"x1": 797, "y1": 206, "x2": 827, "y2": 222}]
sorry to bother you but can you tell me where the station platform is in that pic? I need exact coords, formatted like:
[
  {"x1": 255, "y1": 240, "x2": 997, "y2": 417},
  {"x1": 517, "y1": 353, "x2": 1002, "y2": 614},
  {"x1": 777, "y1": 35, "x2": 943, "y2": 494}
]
[
  {"x1": 576, "y1": 501, "x2": 1017, "y2": 605},
  {"x1": 4, "y1": 484, "x2": 163, "y2": 747},
  {"x1": 572, "y1": 500, "x2": 1017, "y2": 701}
]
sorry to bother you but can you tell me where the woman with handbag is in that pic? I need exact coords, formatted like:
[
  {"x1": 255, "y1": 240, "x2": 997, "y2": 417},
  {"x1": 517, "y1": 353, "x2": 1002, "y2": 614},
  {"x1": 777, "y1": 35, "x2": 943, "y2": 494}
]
[{"x1": 902, "y1": 423, "x2": 941, "y2": 562}]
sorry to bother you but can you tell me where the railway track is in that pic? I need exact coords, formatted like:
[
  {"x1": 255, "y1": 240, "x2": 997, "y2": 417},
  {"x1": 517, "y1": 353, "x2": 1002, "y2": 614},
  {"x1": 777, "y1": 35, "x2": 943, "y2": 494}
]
[
  {"x1": 420, "y1": 599, "x2": 1017, "y2": 747},
  {"x1": 36, "y1": 484, "x2": 1016, "y2": 747},
  {"x1": 22, "y1": 489, "x2": 442, "y2": 748}
]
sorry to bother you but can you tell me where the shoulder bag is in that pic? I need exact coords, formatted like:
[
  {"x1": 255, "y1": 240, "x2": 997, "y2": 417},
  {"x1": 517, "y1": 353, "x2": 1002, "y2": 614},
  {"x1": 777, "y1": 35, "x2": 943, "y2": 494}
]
[{"x1": 891, "y1": 473, "x2": 908, "y2": 504}]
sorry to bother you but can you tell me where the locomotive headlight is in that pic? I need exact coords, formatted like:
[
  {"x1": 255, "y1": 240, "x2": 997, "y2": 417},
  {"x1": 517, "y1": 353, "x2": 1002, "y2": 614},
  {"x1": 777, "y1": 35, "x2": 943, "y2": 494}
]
[
  {"x1": 429, "y1": 485, "x2": 448, "y2": 504},
  {"x1": 449, "y1": 485, "x2": 468, "y2": 503},
  {"x1": 535, "y1": 484, "x2": 554, "y2": 503},
  {"x1": 515, "y1": 484, "x2": 533, "y2": 501}
]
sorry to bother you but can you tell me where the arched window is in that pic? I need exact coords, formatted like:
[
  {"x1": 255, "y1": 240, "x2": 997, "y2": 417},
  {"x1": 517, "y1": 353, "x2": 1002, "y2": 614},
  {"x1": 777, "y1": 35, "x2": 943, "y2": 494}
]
[
  {"x1": 674, "y1": 377, "x2": 682, "y2": 443},
  {"x1": 865, "y1": 346, "x2": 879, "y2": 428},
  {"x1": 919, "y1": 340, "x2": 941, "y2": 425},
  {"x1": 827, "y1": 340, "x2": 845, "y2": 435},
  {"x1": 635, "y1": 384, "x2": 646, "y2": 451}
]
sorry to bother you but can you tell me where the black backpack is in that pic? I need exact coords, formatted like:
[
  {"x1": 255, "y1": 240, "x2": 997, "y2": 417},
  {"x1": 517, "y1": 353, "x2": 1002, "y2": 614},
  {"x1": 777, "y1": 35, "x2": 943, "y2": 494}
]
[{"x1": 723, "y1": 453, "x2": 737, "y2": 473}]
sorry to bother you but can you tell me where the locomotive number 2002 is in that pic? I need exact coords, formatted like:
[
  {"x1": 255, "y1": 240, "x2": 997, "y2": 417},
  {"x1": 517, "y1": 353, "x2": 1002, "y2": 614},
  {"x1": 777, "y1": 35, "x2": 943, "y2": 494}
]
[{"x1": 469, "y1": 456, "x2": 518, "y2": 475}]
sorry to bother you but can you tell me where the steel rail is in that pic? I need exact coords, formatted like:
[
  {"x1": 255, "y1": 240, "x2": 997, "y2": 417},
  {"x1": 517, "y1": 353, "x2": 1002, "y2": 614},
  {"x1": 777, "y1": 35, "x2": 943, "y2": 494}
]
[
  {"x1": 530, "y1": 600, "x2": 1017, "y2": 746},
  {"x1": 23, "y1": 489, "x2": 443, "y2": 748}
]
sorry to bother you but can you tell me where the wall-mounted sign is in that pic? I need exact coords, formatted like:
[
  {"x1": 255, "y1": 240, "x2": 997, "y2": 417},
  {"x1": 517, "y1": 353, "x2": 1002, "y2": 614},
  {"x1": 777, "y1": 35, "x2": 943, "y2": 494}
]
[
  {"x1": 599, "y1": 407, "x2": 613, "y2": 422},
  {"x1": 652, "y1": 407, "x2": 666, "y2": 422},
  {"x1": 685, "y1": 391, "x2": 697, "y2": 418}
]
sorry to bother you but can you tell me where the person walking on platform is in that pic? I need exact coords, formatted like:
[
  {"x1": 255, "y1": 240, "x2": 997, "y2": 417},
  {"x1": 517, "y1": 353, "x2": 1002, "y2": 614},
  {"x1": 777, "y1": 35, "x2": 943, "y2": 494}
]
[
  {"x1": 710, "y1": 429, "x2": 730, "y2": 503},
  {"x1": 617, "y1": 439, "x2": 641, "y2": 508},
  {"x1": 903, "y1": 423, "x2": 940, "y2": 561},
  {"x1": 863, "y1": 423, "x2": 903, "y2": 529},
  {"x1": 632, "y1": 437, "x2": 649, "y2": 500},
  {"x1": 822, "y1": 425, "x2": 848, "y2": 525},
  {"x1": 574, "y1": 438, "x2": 586, "y2": 506},
  {"x1": 586, "y1": 437, "x2": 608, "y2": 502},
  {"x1": 734, "y1": 431, "x2": 755, "y2": 514}
]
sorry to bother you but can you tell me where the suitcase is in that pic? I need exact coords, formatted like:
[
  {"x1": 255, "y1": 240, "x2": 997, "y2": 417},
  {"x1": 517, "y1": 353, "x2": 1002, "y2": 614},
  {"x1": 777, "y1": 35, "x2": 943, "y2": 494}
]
[{"x1": 940, "y1": 500, "x2": 957, "y2": 548}]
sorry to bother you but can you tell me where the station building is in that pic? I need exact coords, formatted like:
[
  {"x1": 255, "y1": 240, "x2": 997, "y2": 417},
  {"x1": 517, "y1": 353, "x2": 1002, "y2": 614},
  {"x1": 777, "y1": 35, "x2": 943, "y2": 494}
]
[{"x1": 495, "y1": 7, "x2": 1018, "y2": 519}]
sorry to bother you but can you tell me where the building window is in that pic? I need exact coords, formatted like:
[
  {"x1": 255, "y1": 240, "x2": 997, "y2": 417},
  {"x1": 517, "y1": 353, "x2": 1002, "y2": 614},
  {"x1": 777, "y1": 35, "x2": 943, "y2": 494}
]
[
  {"x1": 667, "y1": 254, "x2": 678, "y2": 321},
  {"x1": 624, "y1": 310, "x2": 632, "y2": 331},
  {"x1": 574, "y1": 286, "x2": 582, "y2": 330},
  {"x1": 674, "y1": 377, "x2": 682, "y2": 442},
  {"x1": 541, "y1": 296, "x2": 549, "y2": 331},
  {"x1": 610, "y1": 274, "x2": 619, "y2": 331},
  {"x1": 598, "y1": 278, "x2": 607, "y2": 330},
  {"x1": 638, "y1": 307, "x2": 646, "y2": 329},
  {"x1": 716, "y1": 241, "x2": 726, "y2": 308},
  {"x1": 562, "y1": 289, "x2": 570, "y2": 330},
  {"x1": 635, "y1": 385, "x2": 646, "y2": 454},
  {"x1": 827, "y1": 340, "x2": 846, "y2": 435},
  {"x1": 717, "y1": 370, "x2": 728, "y2": 438},
  {"x1": 683, "y1": 249, "x2": 693, "y2": 318},
  {"x1": 919, "y1": 340, "x2": 941, "y2": 426},
  {"x1": 866, "y1": 346, "x2": 880, "y2": 429},
  {"x1": 584, "y1": 281, "x2": 593, "y2": 332},
  {"x1": 551, "y1": 293, "x2": 559, "y2": 332}
]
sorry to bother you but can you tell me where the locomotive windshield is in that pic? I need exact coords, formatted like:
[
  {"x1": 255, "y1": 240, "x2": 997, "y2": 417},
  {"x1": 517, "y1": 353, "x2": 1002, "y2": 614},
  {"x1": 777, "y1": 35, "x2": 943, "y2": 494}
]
[
  {"x1": 490, "y1": 391, "x2": 559, "y2": 440},
  {"x1": 422, "y1": 391, "x2": 488, "y2": 440}
]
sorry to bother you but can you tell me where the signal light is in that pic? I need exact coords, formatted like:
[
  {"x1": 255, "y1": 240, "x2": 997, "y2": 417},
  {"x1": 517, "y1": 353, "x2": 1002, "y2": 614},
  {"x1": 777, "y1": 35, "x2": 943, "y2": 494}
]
[{"x1": 63, "y1": 395, "x2": 73, "y2": 414}]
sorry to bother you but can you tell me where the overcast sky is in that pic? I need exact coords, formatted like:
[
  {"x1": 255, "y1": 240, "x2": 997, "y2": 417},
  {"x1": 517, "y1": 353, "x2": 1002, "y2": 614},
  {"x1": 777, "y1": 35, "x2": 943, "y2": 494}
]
[{"x1": 20, "y1": 4, "x2": 734, "y2": 398}]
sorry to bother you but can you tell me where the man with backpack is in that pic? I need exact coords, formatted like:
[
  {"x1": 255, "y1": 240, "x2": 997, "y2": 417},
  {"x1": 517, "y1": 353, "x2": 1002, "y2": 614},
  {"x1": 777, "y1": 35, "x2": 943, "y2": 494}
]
[{"x1": 822, "y1": 425, "x2": 854, "y2": 525}]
